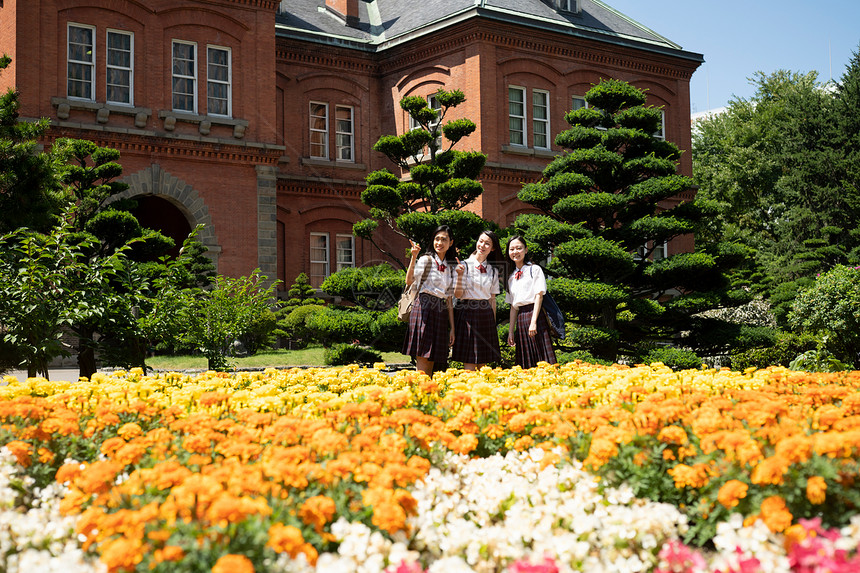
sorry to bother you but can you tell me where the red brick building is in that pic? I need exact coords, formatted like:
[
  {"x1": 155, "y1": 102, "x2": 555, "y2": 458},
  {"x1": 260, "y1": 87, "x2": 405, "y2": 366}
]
[{"x1": 0, "y1": 0, "x2": 702, "y2": 292}]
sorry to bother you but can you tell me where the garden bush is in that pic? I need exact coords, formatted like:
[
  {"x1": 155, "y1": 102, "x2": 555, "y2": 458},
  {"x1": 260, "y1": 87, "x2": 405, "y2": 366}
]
[
  {"x1": 323, "y1": 343, "x2": 383, "y2": 366},
  {"x1": 306, "y1": 307, "x2": 374, "y2": 345},
  {"x1": 638, "y1": 346, "x2": 703, "y2": 370}
]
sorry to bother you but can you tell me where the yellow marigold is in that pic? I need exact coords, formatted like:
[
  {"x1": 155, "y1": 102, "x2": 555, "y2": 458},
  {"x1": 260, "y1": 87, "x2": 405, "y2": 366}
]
[
  {"x1": 298, "y1": 495, "x2": 337, "y2": 532},
  {"x1": 750, "y1": 455, "x2": 790, "y2": 486},
  {"x1": 584, "y1": 437, "x2": 618, "y2": 470},
  {"x1": 482, "y1": 424, "x2": 506, "y2": 440},
  {"x1": 212, "y1": 554, "x2": 254, "y2": 573},
  {"x1": 657, "y1": 425, "x2": 688, "y2": 445},
  {"x1": 512, "y1": 435, "x2": 534, "y2": 452},
  {"x1": 717, "y1": 479, "x2": 749, "y2": 509},
  {"x1": 806, "y1": 475, "x2": 827, "y2": 505},
  {"x1": 384, "y1": 390, "x2": 410, "y2": 410},
  {"x1": 760, "y1": 495, "x2": 793, "y2": 533}
]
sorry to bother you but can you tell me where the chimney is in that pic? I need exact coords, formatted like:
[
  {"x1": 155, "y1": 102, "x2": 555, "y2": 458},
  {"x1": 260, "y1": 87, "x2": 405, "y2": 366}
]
[{"x1": 325, "y1": 0, "x2": 360, "y2": 28}]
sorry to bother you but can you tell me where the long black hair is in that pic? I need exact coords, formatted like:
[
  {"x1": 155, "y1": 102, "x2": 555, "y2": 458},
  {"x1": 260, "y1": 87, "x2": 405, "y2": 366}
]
[
  {"x1": 477, "y1": 230, "x2": 504, "y2": 265},
  {"x1": 425, "y1": 224, "x2": 458, "y2": 263},
  {"x1": 506, "y1": 235, "x2": 532, "y2": 264}
]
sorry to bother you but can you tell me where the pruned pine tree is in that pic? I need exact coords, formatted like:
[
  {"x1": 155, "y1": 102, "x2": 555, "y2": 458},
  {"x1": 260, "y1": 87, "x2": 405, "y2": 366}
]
[{"x1": 515, "y1": 79, "x2": 749, "y2": 363}]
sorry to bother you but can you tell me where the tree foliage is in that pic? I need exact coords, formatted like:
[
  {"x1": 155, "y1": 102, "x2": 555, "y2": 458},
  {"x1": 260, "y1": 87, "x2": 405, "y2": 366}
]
[
  {"x1": 515, "y1": 79, "x2": 745, "y2": 362},
  {"x1": 354, "y1": 88, "x2": 490, "y2": 265},
  {"x1": 693, "y1": 53, "x2": 860, "y2": 324}
]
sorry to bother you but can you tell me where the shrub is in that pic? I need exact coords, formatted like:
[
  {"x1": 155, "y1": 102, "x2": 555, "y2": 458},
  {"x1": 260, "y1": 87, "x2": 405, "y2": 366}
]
[
  {"x1": 368, "y1": 308, "x2": 407, "y2": 351},
  {"x1": 306, "y1": 307, "x2": 374, "y2": 345},
  {"x1": 557, "y1": 350, "x2": 613, "y2": 366},
  {"x1": 639, "y1": 347, "x2": 703, "y2": 370},
  {"x1": 324, "y1": 343, "x2": 382, "y2": 366},
  {"x1": 729, "y1": 330, "x2": 818, "y2": 370},
  {"x1": 277, "y1": 304, "x2": 326, "y2": 347},
  {"x1": 239, "y1": 308, "x2": 278, "y2": 355}
]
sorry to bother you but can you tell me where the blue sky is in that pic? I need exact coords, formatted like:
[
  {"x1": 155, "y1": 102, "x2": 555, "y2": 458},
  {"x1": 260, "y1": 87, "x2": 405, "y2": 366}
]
[{"x1": 605, "y1": 1, "x2": 860, "y2": 114}]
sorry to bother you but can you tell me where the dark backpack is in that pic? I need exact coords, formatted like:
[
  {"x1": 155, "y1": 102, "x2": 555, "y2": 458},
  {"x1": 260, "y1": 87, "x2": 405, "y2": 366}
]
[{"x1": 524, "y1": 264, "x2": 565, "y2": 339}]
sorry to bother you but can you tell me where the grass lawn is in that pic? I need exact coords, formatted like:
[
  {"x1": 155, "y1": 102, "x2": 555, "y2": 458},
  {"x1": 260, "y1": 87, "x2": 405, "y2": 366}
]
[{"x1": 145, "y1": 345, "x2": 412, "y2": 371}]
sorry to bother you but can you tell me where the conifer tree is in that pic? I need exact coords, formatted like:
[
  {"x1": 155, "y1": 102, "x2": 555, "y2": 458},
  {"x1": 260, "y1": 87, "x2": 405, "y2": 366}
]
[{"x1": 515, "y1": 79, "x2": 747, "y2": 362}]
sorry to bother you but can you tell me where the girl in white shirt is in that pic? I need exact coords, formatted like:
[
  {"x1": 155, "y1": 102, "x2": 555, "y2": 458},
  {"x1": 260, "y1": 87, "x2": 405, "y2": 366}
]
[
  {"x1": 451, "y1": 230, "x2": 503, "y2": 369},
  {"x1": 505, "y1": 235, "x2": 557, "y2": 368},
  {"x1": 402, "y1": 225, "x2": 465, "y2": 376}
]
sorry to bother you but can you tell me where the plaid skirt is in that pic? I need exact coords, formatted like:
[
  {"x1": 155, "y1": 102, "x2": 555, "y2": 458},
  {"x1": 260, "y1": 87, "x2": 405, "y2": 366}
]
[
  {"x1": 451, "y1": 299, "x2": 501, "y2": 365},
  {"x1": 402, "y1": 293, "x2": 450, "y2": 363},
  {"x1": 514, "y1": 303, "x2": 557, "y2": 369}
]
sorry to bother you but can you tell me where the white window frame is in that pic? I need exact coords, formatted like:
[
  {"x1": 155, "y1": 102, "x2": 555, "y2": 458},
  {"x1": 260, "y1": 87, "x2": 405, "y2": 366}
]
[
  {"x1": 653, "y1": 240, "x2": 668, "y2": 261},
  {"x1": 336, "y1": 234, "x2": 355, "y2": 271},
  {"x1": 309, "y1": 232, "x2": 330, "y2": 288},
  {"x1": 654, "y1": 109, "x2": 666, "y2": 140},
  {"x1": 171, "y1": 40, "x2": 197, "y2": 113},
  {"x1": 571, "y1": 95, "x2": 587, "y2": 111},
  {"x1": 409, "y1": 93, "x2": 443, "y2": 152},
  {"x1": 206, "y1": 45, "x2": 232, "y2": 117},
  {"x1": 67, "y1": 23, "x2": 95, "y2": 101},
  {"x1": 556, "y1": 0, "x2": 580, "y2": 12},
  {"x1": 335, "y1": 105, "x2": 354, "y2": 162},
  {"x1": 309, "y1": 102, "x2": 329, "y2": 159},
  {"x1": 533, "y1": 89, "x2": 550, "y2": 149},
  {"x1": 106, "y1": 29, "x2": 133, "y2": 106},
  {"x1": 508, "y1": 86, "x2": 526, "y2": 147}
]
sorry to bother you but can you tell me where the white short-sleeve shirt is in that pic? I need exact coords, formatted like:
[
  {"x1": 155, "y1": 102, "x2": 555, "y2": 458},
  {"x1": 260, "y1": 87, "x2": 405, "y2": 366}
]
[
  {"x1": 414, "y1": 254, "x2": 454, "y2": 299},
  {"x1": 505, "y1": 262, "x2": 547, "y2": 308},
  {"x1": 459, "y1": 255, "x2": 501, "y2": 300}
]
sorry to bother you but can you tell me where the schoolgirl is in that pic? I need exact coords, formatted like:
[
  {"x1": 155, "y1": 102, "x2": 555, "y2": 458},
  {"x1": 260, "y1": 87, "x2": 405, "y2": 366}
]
[
  {"x1": 451, "y1": 230, "x2": 503, "y2": 370},
  {"x1": 505, "y1": 235, "x2": 557, "y2": 369},
  {"x1": 402, "y1": 225, "x2": 464, "y2": 376}
]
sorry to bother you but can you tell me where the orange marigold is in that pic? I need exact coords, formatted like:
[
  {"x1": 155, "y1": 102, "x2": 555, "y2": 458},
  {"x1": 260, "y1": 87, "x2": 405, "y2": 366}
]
[
  {"x1": 5, "y1": 440, "x2": 32, "y2": 468},
  {"x1": 657, "y1": 425, "x2": 688, "y2": 445},
  {"x1": 760, "y1": 495, "x2": 793, "y2": 533},
  {"x1": 717, "y1": 479, "x2": 749, "y2": 509},
  {"x1": 298, "y1": 495, "x2": 337, "y2": 532},
  {"x1": 267, "y1": 523, "x2": 305, "y2": 557},
  {"x1": 212, "y1": 554, "x2": 254, "y2": 573},
  {"x1": 750, "y1": 455, "x2": 790, "y2": 486},
  {"x1": 806, "y1": 475, "x2": 827, "y2": 505},
  {"x1": 668, "y1": 463, "x2": 713, "y2": 489}
]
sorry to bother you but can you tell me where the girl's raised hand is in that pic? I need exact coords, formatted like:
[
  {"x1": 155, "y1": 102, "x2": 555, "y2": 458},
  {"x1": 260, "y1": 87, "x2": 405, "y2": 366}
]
[
  {"x1": 455, "y1": 257, "x2": 465, "y2": 276},
  {"x1": 410, "y1": 241, "x2": 421, "y2": 257}
]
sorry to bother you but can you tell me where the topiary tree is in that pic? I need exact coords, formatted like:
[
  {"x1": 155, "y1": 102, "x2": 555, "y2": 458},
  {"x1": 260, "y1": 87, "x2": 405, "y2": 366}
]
[
  {"x1": 514, "y1": 79, "x2": 748, "y2": 363},
  {"x1": 354, "y1": 88, "x2": 491, "y2": 266}
]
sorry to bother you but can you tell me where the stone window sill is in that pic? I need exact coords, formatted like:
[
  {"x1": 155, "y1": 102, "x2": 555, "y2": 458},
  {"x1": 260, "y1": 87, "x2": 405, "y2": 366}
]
[
  {"x1": 300, "y1": 157, "x2": 367, "y2": 170},
  {"x1": 52, "y1": 97, "x2": 152, "y2": 128},
  {"x1": 157, "y1": 111, "x2": 249, "y2": 139}
]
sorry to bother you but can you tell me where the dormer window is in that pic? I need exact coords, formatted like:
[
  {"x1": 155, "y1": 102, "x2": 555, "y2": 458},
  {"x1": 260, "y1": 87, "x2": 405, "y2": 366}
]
[{"x1": 555, "y1": 0, "x2": 580, "y2": 13}]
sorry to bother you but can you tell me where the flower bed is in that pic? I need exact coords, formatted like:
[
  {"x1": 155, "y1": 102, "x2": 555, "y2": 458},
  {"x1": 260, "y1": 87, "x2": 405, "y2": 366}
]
[{"x1": 1, "y1": 362, "x2": 860, "y2": 572}]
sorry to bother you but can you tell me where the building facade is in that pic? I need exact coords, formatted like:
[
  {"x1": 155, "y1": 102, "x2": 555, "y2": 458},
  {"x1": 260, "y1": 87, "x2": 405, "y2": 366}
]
[{"x1": 0, "y1": 0, "x2": 703, "y2": 291}]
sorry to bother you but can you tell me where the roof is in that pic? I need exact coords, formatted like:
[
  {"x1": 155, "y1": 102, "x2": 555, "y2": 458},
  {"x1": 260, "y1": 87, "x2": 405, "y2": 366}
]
[{"x1": 275, "y1": 0, "x2": 704, "y2": 63}]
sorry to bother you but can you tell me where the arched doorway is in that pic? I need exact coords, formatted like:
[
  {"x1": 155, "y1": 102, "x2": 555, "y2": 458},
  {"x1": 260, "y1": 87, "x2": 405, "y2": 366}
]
[{"x1": 129, "y1": 195, "x2": 193, "y2": 259}]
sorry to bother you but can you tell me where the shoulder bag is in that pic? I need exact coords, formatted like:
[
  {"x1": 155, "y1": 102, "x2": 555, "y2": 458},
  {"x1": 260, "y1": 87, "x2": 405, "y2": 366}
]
[{"x1": 397, "y1": 256, "x2": 432, "y2": 322}]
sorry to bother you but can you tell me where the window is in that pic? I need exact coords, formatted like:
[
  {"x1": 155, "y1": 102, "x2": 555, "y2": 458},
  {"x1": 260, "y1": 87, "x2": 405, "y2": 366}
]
[
  {"x1": 68, "y1": 24, "x2": 95, "y2": 100},
  {"x1": 409, "y1": 93, "x2": 442, "y2": 151},
  {"x1": 555, "y1": 0, "x2": 580, "y2": 12},
  {"x1": 654, "y1": 109, "x2": 666, "y2": 140},
  {"x1": 207, "y1": 46, "x2": 231, "y2": 116},
  {"x1": 571, "y1": 95, "x2": 587, "y2": 111},
  {"x1": 336, "y1": 234, "x2": 355, "y2": 270},
  {"x1": 508, "y1": 86, "x2": 526, "y2": 146},
  {"x1": 533, "y1": 89, "x2": 550, "y2": 149},
  {"x1": 335, "y1": 106, "x2": 354, "y2": 161},
  {"x1": 106, "y1": 30, "x2": 133, "y2": 105},
  {"x1": 172, "y1": 41, "x2": 197, "y2": 113},
  {"x1": 309, "y1": 232, "x2": 330, "y2": 288},
  {"x1": 309, "y1": 102, "x2": 328, "y2": 159},
  {"x1": 636, "y1": 241, "x2": 668, "y2": 261}
]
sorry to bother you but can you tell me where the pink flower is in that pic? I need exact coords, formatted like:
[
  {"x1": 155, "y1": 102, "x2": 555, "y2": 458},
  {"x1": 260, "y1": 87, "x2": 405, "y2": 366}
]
[
  {"x1": 384, "y1": 560, "x2": 426, "y2": 573},
  {"x1": 656, "y1": 539, "x2": 707, "y2": 573},
  {"x1": 508, "y1": 555, "x2": 560, "y2": 573}
]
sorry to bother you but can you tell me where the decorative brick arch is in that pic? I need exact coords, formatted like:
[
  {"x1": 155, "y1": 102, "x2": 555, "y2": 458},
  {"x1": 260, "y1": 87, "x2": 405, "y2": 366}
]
[{"x1": 113, "y1": 164, "x2": 222, "y2": 269}]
